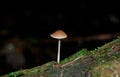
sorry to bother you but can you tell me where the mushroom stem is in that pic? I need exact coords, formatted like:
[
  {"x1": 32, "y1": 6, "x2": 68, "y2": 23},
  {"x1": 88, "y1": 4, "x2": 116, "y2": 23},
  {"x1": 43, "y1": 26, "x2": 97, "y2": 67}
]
[{"x1": 57, "y1": 39, "x2": 61, "y2": 63}]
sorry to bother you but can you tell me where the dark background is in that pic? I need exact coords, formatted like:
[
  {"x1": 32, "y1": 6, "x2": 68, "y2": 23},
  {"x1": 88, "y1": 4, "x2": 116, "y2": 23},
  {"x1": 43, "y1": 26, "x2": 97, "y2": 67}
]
[{"x1": 0, "y1": 1, "x2": 120, "y2": 75}]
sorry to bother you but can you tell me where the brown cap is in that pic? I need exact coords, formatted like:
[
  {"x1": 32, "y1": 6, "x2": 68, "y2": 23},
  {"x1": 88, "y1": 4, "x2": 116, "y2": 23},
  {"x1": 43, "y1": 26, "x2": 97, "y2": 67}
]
[{"x1": 50, "y1": 30, "x2": 67, "y2": 39}]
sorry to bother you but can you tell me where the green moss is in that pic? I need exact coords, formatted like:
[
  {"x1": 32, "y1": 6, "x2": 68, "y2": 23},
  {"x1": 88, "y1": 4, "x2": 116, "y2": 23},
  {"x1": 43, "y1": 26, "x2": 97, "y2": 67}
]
[
  {"x1": 3, "y1": 61, "x2": 56, "y2": 77},
  {"x1": 4, "y1": 71, "x2": 24, "y2": 77},
  {"x1": 60, "y1": 48, "x2": 88, "y2": 64}
]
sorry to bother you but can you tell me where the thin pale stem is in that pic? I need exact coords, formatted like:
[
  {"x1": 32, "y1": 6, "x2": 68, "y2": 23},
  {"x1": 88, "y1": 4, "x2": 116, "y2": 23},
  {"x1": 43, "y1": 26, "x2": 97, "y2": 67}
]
[{"x1": 57, "y1": 39, "x2": 61, "y2": 63}]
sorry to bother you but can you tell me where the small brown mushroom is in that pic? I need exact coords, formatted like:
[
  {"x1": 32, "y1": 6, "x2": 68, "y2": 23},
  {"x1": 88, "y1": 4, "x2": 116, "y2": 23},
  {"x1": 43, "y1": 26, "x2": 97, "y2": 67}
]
[{"x1": 50, "y1": 30, "x2": 67, "y2": 63}]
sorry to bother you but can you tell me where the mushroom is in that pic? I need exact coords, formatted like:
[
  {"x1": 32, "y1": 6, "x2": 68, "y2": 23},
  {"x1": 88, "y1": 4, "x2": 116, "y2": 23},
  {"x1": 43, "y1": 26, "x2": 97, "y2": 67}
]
[{"x1": 50, "y1": 30, "x2": 67, "y2": 63}]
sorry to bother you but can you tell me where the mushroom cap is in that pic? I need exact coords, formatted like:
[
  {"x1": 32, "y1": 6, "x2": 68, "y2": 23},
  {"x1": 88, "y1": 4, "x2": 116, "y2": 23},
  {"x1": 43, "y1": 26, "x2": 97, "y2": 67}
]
[{"x1": 50, "y1": 30, "x2": 67, "y2": 39}]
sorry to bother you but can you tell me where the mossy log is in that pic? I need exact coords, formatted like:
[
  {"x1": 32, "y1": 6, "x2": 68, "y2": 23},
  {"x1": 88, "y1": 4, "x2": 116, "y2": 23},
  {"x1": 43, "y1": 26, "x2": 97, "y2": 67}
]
[{"x1": 2, "y1": 37, "x2": 120, "y2": 77}]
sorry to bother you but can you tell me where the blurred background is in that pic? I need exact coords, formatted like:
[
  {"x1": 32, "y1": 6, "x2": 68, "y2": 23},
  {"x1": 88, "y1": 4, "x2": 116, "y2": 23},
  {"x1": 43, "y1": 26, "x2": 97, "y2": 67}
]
[{"x1": 0, "y1": 1, "x2": 120, "y2": 75}]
